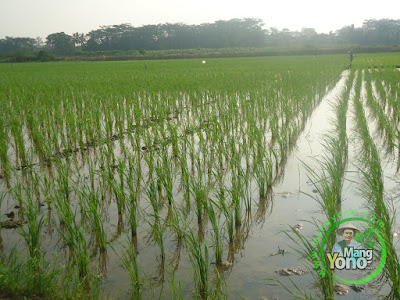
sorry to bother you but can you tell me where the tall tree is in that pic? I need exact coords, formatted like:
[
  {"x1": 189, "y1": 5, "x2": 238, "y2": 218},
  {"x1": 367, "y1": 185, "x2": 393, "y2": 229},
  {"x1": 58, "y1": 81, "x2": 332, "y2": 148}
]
[{"x1": 46, "y1": 32, "x2": 75, "y2": 55}]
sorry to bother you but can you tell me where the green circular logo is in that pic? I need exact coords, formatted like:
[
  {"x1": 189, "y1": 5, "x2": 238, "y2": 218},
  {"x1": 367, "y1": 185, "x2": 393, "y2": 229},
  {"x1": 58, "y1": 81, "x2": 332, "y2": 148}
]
[{"x1": 318, "y1": 217, "x2": 387, "y2": 284}]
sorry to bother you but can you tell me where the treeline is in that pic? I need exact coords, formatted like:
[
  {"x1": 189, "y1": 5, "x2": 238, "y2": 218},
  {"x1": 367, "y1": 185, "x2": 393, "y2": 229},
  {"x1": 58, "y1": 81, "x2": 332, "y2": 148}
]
[{"x1": 1, "y1": 18, "x2": 400, "y2": 60}]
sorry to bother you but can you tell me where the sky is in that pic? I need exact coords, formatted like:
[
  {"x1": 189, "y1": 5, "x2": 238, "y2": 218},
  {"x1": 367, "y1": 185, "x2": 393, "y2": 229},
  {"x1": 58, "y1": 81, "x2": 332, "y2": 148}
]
[{"x1": 0, "y1": 0, "x2": 399, "y2": 39}]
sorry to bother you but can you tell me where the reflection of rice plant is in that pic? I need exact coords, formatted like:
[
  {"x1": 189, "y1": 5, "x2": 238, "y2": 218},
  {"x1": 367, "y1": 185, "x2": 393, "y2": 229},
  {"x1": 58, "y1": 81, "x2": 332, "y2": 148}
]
[{"x1": 265, "y1": 275, "x2": 314, "y2": 299}]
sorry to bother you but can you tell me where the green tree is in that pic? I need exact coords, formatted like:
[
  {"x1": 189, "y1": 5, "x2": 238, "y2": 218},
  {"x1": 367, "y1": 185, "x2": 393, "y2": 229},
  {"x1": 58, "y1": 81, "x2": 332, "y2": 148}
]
[
  {"x1": 46, "y1": 32, "x2": 75, "y2": 55},
  {"x1": 0, "y1": 37, "x2": 37, "y2": 53}
]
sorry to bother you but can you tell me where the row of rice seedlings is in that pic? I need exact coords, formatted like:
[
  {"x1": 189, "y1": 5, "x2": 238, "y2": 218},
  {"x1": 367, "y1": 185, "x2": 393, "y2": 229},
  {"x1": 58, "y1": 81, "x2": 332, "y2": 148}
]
[
  {"x1": 352, "y1": 68, "x2": 400, "y2": 298},
  {"x1": 369, "y1": 67, "x2": 400, "y2": 166},
  {"x1": 25, "y1": 111, "x2": 51, "y2": 162},
  {"x1": 0, "y1": 116, "x2": 10, "y2": 179},
  {"x1": 376, "y1": 68, "x2": 400, "y2": 124},
  {"x1": 363, "y1": 70, "x2": 397, "y2": 153}
]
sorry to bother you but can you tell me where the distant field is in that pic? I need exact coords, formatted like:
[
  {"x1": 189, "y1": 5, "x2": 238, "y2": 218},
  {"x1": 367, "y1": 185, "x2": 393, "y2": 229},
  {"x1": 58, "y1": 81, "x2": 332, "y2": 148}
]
[{"x1": 0, "y1": 54, "x2": 399, "y2": 299}]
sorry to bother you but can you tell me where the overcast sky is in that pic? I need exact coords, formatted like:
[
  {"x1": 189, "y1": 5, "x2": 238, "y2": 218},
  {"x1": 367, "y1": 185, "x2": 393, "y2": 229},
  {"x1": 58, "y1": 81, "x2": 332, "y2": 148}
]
[{"x1": 1, "y1": 0, "x2": 399, "y2": 39}]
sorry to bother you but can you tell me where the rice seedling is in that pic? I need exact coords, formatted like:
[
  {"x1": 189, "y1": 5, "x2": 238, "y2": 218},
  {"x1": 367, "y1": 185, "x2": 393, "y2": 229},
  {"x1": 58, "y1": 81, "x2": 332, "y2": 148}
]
[
  {"x1": 125, "y1": 157, "x2": 139, "y2": 237},
  {"x1": 0, "y1": 116, "x2": 10, "y2": 179},
  {"x1": 204, "y1": 199, "x2": 223, "y2": 265},
  {"x1": 80, "y1": 185, "x2": 107, "y2": 252},
  {"x1": 0, "y1": 246, "x2": 63, "y2": 299},
  {"x1": 72, "y1": 225, "x2": 90, "y2": 281},
  {"x1": 53, "y1": 188, "x2": 90, "y2": 280},
  {"x1": 176, "y1": 223, "x2": 210, "y2": 299},
  {"x1": 146, "y1": 178, "x2": 165, "y2": 260},
  {"x1": 19, "y1": 187, "x2": 46, "y2": 264},
  {"x1": 190, "y1": 171, "x2": 208, "y2": 225},
  {"x1": 117, "y1": 239, "x2": 143, "y2": 299},
  {"x1": 168, "y1": 268, "x2": 184, "y2": 300},
  {"x1": 214, "y1": 174, "x2": 234, "y2": 243}
]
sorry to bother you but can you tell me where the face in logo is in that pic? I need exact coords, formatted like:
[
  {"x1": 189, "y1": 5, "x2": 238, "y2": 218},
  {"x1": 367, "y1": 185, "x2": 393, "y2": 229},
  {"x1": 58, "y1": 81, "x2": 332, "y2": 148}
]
[{"x1": 342, "y1": 229, "x2": 355, "y2": 245}]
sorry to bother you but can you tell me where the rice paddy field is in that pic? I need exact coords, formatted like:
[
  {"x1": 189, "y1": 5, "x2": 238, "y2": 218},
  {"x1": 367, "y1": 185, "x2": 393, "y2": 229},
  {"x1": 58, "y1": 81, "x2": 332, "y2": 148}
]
[{"x1": 0, "y1": 53, "x2": 400, "y2": 299}]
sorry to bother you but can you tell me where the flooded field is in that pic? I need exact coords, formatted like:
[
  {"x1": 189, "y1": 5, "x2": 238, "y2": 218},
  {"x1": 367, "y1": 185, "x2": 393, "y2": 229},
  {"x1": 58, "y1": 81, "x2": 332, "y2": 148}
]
[{"x1": 0, "y1": 54, "x2": 400, "y2": 299}]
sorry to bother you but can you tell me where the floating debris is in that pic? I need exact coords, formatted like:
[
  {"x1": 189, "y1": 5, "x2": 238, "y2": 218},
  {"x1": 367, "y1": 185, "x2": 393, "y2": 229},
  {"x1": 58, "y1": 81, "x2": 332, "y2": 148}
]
[
  {"x1": 278, "y1": 246, "x2": 287, "y2": 253},
  {"x1": 211, "y1": 260, "x2": 233, "y2": 267},
  {"x1": 5, "y1": 211, "x2": 15, "y2": 219},
  {"x1": 261, "y1": 296, "x2": 279, "y2": 300},
  {"x1": 220, "y1": 261, "x2": 233, "y2": 267},
  {"x1": 281, "y1": 191, "x2": 299, "y2": 198},
  {"x1": 293, "y1": 223, "x2": 303, "y2": 232},
  {"x1": 270, "y1": 246, "x2": 289, "y2": 256},
  {"x1": 1, "y1": 219, "x2": 24, "y2": 229},
  {"x1": 275, "y1": 267, "x2": 308, "y2": 276},
  {"x1": 334, "y1": 284, "x2": 349, "y2": 295},
  {"x1": 275, "y1": 268, "x2": 292, "y2": 276},
  {"x1": 350, "y1": 285, "x2": 365, "y2": 292}
]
